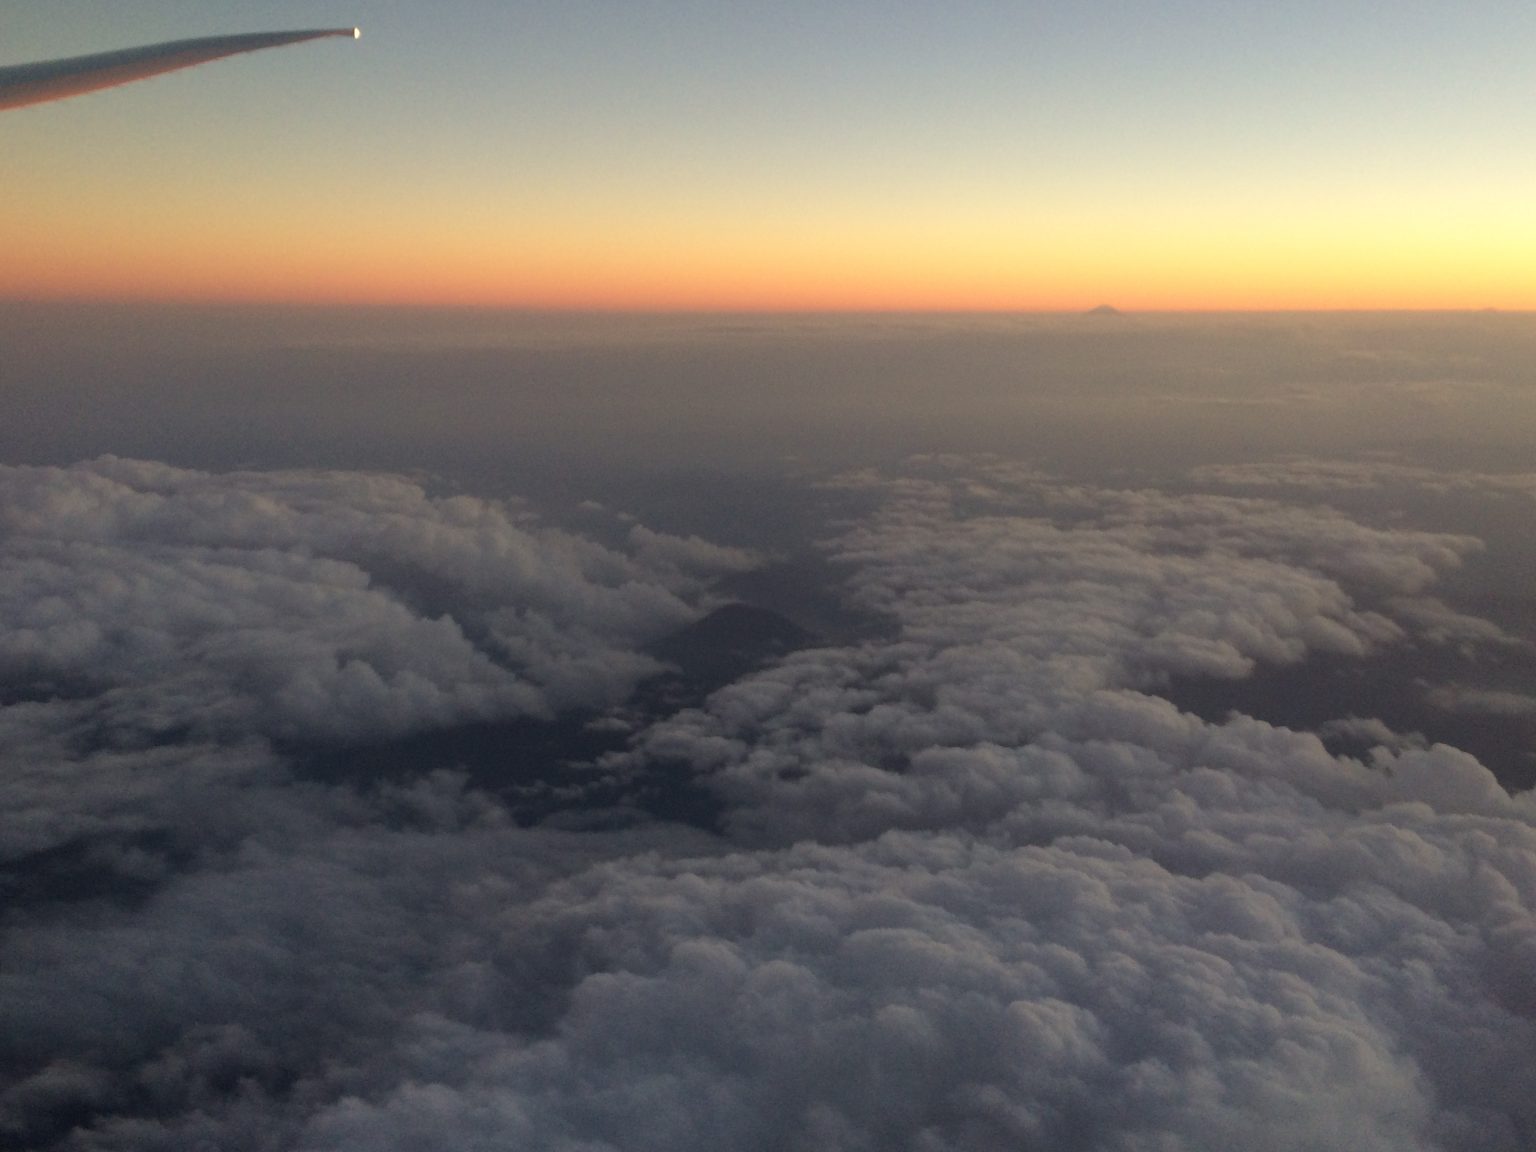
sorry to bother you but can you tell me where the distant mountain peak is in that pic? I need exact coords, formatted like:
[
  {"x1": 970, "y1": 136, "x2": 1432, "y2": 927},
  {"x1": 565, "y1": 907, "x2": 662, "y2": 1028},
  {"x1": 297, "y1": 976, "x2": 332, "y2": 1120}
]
[
  {"x1": 1085, "y1": 304, "x2": 1124, "y2": 317},
  {"x1": 647, "y1": 603, "x2": 814, "y2": 690}
]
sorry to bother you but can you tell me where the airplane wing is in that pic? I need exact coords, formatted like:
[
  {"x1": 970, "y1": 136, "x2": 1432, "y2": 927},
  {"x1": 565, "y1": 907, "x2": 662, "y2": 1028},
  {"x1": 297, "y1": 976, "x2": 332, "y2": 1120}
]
[{"x1": 0, "y1": 28, "x2": 358, "y2": 111}]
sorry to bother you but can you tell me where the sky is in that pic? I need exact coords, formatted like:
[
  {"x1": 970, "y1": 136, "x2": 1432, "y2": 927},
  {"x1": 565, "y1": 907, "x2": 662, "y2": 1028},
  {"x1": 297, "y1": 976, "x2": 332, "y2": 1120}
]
[{"x1": 4, "y1": 0, "x2": 1536, "y2": 309}]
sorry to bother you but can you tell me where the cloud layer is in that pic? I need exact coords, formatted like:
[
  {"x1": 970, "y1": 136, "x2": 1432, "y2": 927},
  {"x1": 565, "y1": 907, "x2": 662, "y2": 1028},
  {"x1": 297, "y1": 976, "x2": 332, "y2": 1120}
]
[
  {"x1": 0, "y1": 457, "x2": 753, "y2": 864},
  {"x1": 3, "y1": 455, "x2": 1534, "y2": 1151}
]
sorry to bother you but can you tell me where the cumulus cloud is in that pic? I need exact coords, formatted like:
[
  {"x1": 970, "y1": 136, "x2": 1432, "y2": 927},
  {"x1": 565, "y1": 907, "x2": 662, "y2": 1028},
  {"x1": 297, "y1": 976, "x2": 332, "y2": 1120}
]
[
  {"x1": 1190, "y1": 457, "x2": 1536, "y2": 502},
  {"x1": 1425, "y1": 685, "x2": 1536, "y2": 719},
  {"x1": 624, "y1": 460, "x2": 1498, "y2": 838},
  {"x1": 4, "y1": 454, "x2": 1535, "y2": 1151},
  {"x1": 0, "y1": 456, "x2": 759, "y2": 884},
  {"x1": 0, "y1": 457, "x2": 756, "y2": 743}
]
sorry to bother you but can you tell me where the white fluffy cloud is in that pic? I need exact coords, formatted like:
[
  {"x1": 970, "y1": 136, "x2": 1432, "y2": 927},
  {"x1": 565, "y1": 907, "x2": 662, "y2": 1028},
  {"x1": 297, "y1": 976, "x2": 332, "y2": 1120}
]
[
  {"x1": 4, "y1": 455, "x2": 1535, "y2": 1152},
  {"x1": 630, "y1": 458, "x2": 1487, "y2": 844},
  {"x1": 0, "y1": 458, "x2": 756, "y2": 744}
]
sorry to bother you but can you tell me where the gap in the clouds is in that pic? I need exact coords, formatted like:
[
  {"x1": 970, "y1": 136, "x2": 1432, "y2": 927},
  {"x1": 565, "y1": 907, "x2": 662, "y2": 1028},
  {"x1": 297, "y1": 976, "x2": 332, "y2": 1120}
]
[
  {"x1": 283, "y1": 601, "x2": 822, "y2": 832},
  {"x1": 1160, "y1": 645, "x2": 1536, "y2": 794},
  {"x1": 0, "y1": 677, "x2": 101, "y2": 708},
  {"x1": 0, "y1": 829, "x2": 195, "y2": 915},
  {"x1": 547, "y1": 470, "x2": 834, "y2": 554},
  {"x1": 282, "y1": 714, "x2": 708, "y2": 831}
]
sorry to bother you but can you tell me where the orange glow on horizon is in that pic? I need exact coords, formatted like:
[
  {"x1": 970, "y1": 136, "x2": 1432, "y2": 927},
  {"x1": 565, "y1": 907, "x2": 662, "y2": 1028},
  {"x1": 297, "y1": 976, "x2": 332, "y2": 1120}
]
[
  {"x1": 6, "y1": 257, "x2": 1533, "y2": 314},
  {"x1": 6, "y1": 2, "x2": 1535, "y2": 317},
  {"x1": 4, "y1": 185, "x2": 1534, "y2": 313}
]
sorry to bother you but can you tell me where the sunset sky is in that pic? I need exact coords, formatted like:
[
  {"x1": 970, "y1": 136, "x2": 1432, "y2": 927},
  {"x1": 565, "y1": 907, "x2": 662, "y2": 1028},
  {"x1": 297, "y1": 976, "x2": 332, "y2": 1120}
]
[{"x1": 4, "y1": 0, "x2": 1535, "y2": 310}]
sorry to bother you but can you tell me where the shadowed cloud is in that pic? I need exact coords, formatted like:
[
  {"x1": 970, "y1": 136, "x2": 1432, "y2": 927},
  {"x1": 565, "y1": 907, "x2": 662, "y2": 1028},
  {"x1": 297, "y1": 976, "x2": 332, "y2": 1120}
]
[{"x1": 7, "y1": 451, "x2": 1535, "y2": 1151}]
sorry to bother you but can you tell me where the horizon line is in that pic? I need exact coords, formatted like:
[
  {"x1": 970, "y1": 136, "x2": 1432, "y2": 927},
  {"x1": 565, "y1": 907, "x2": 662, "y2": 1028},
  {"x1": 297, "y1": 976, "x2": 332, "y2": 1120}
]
[{"x1": 1, "y1": 295, "x2": 1530, "y2": 317}]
